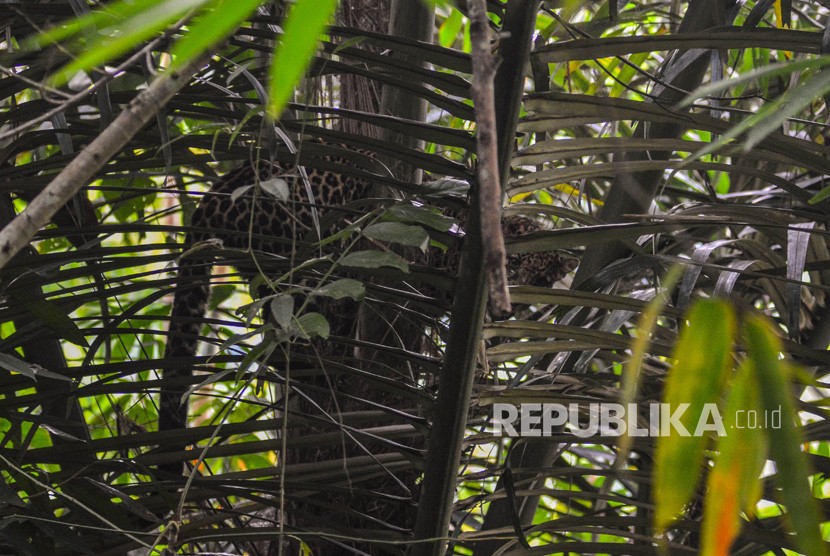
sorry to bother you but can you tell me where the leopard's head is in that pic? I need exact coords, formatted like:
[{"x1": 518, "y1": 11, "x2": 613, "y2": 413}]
[{"x1": 503, "y1": 216, "x2": 578, "y2": 288}]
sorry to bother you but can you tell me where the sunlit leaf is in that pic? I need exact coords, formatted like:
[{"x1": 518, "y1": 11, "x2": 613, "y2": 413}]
[
  {"x1": 51, "y1": 0, "x2": 210, "y2": 86},
  {"x1": 169, "y1": 0, "x2": 263, "y2": 72},
  {"x1": 744, "y1": 315, "x2": 827, "y2": 556},
  {"x1": 267, "y1": 0, "x2": 339, "y2": 117},
  {"x1": 439, "y1": 8, "x2": 463, "y2": 48},
  {"x1": 654, "y1": 299, "x2": 736, "y2": 532},
  {"x1": 33, "y1": 0, "x2": 172, "y2": 47},
  {"x1": 701, "y1": 359, "x2": 767, "y2": 556}
]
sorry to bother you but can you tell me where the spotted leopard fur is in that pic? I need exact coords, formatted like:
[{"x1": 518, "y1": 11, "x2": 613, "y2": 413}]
[
  {"x1": 159, "y1": 143, "x2": 375, "y2": 433},
  {"x1": 159, "y1": 144, "x2": 577, "y2": 436}
]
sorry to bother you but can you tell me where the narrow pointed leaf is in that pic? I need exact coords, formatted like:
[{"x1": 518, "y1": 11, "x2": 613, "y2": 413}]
[
  {"x1": 701, "y1": 359, "x2": 767, "y2": 556},
  {"x1": 744, "y1": 316, "x2": 827, "y2": 556},
  {"x1": 654, "y1": 299, "x2": 736, "y2": 532},
  {"x1": 267, "y1": 0, "x2": 339, "y2": 117}
]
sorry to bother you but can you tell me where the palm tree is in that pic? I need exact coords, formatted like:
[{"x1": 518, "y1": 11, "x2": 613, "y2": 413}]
[{"x1": 0, "y1": 1, "x2": 828, "y2": 555}]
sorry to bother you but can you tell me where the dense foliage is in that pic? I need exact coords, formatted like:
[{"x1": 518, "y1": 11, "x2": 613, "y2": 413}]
[{"x1": 1, "y1": 1, "x2": 829, "y2": 554}]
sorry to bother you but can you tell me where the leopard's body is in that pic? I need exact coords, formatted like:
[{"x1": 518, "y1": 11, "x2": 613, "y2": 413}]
[
  {"x1": 159, "y1": 143, "x2": 576, "y2": 435},
  {"x1": 160, "y1": 144, "x2": 375, "y2": 432}
]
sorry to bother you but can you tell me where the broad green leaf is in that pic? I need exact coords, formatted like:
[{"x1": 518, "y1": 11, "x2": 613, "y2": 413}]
[
  {"x1": 269, "y1": 295, "x2": 294, "y2": 330},
  {"x1": 701, "y1": 359, "x2": 767, "y2": 556},
  {"x1": 654, "y1": 299, "x2": 736, "y2": 532},
  {"x1": 384, "y1": 204, "x2": 457, "y2": 232},
  {"x1": 364, "y1": 222, "x2": 430, "y2": 252},
  {"x1": 168, "y1": 0, "x2": 263, "y2": 72},
  {"x1": 421, "y1": 0, "x2": 452, "y2": 7},
  {"x1": 744, "y1": 315, "x2": 827, "y2": 556},
  {"x1": 28, "y1": 300, "x2": 89, "y2": 347},
  {"x1": 439, "y1": 8, "x2": 463, "y2": 48},
  {"x1": 311, "y1": 278, "x2": 365, "y2": 301},
  {"x1": 340, "y1": 250, "x2": 409, "y2": 272},
  {"x1": 267, "y1": 0, "x2": 339, "y2": 117},
  {"x1": 294, "y1": 312, "x2": 330, "y2": 340}
]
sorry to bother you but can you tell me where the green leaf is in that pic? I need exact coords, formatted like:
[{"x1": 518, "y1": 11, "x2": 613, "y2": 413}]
[
  {"x1": 269, "y1": 295, "x2": 294, "y2": 330},
  {"x1": 51, "y1": 0, "x2": 210, "y2": 86},
  {"x1": 169, "y1": 0, "x2": 263, "y2": 72},
  {"x1": 744, "y1": 315, "x2": 827, "y2": 556},
  {"x1": 340, "y1": 250, "x2": 409, "y2": 272},
  {"x1": 384, "y1": 204, "x2": 457, "y2": 232},
  {"x1": 654, "y1": 299, "x2": 736, "y2": 532},
  {"x1": 311, "y1": 278, "x2": 365, "y2": 301},
  {"x1": 33, "y1": 0, "x2": 170, "y2": 47},
  {"x1": 618, "y1": 265, "x2": 683, "y2": 462},
  {"x1": 439, "y1": 8, "x2": 463, "y2": 48},
  {"x1": 420, "y1": 0, "x2": 452, "y2": 7},
  {"x1": 267, "y1": 0, "x2": 340, "y2": 117},
  {"x1": 28, "y1": 300, "x2": 88, "y2": 347},
  {"x1": 701, "y1": 359, "x2": 767, "y2": 556},
  {"x1": 364, "y1": 222, "x2": 430, "y2": 251},
  {"x1": 209, "y1": 284, "x2": 236, "y2": 311},
  {"x1": 294, "y1": 312, "x2": 330, "y2": 340}
]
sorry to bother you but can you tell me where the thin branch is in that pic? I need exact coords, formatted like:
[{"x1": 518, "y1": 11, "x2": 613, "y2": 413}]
[
  {"x1": 469, "y1": 0, "x2": 510, "y2": 316},
  {"x1": 0, "y1": 32, "x2": 175, "y2": 143}
]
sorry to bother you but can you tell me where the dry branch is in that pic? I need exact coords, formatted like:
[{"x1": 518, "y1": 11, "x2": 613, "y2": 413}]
[{"x1": 468, "y1": 0, "x2": 511, "y2": 316}]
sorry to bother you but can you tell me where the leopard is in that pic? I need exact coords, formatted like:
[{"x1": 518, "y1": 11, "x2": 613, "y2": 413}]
[
  {"x1": 159, "y1": 141, "x2": 377, "y2": 434},
  {"x1": 158, "y1": 141, "x2": 578, "y2": 439}
]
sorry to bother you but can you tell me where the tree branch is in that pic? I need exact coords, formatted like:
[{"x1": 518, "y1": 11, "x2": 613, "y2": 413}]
[
  {"x1": 0, "y1": 53, "x2": 210, "y2": 271},
  {"x1": 469, "y1": 0, "x2": 511, "y2": 316}
]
